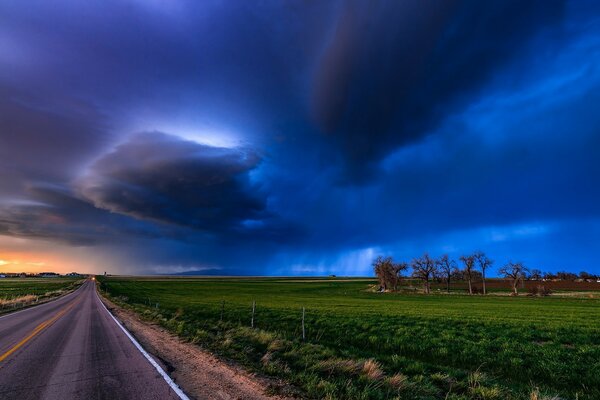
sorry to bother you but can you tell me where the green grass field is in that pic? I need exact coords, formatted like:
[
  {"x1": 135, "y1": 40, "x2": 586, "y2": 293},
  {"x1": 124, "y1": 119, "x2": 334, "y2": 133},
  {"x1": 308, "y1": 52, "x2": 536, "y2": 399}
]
[
  {"x1": 0, "y1": 278, "x2": 82, "y2": 312},
  {"x1": 0, "y1": 278, "x2": 81, "y2": 297},
  {"x1": 98, "y1": 277, "x2": 600, "y2": 400}
]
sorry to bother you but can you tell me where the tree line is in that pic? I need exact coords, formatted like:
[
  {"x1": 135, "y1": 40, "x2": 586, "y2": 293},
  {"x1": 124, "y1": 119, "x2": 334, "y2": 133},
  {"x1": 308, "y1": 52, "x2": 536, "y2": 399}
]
[
  {"x1": 529, "y1": 270, "x2": 599, "y2": 281},
  {"x1": 373, "y1": 252, "x2": 598, "y2": 296}
]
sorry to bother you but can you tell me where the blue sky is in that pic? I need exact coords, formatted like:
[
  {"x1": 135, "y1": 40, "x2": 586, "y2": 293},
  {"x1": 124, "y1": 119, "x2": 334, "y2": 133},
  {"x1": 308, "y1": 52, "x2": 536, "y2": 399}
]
[{"x1": 0, "y1": 0, "x2": 599, "y2": 275}]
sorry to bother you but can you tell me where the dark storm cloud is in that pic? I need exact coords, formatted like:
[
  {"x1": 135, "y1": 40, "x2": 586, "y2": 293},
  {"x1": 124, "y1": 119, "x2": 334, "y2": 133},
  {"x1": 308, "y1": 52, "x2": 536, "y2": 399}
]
[
  {"x1": 0, "y1": 185, "x2": 167, "y2": 245},
  {"x1": 0, "y1": 0, "x2": 598, "y2": 274},
  {"x1": 0, "y1": 0, "x2": 333, "y2": 139},
  {"x1": 265, "y1": 12, "x2": 600, "y2": 273},
  {"x1": 377, "y1": 88, "x2": 600, "y2": 236},
  {"x1": 313, "y1": 0, "x2": 565, "y2": 181},
  {"x1": 0, "y1": 85, "x2": 112, "y2": 192},
  {"x1": 78, "y1": 132, "x2": 268, "y2": 232}
]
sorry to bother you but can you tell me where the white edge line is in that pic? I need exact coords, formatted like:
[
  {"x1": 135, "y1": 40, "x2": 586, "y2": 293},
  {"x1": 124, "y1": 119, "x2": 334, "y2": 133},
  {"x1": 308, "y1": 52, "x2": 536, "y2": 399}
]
[{"x1": 95, "y1": 289, "x2": 190, "y2": 400}]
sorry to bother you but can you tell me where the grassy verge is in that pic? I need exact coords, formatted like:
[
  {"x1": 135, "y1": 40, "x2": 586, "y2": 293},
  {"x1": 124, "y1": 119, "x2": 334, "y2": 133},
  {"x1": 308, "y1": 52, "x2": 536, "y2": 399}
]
[
  {"x1": 98, "y1": 277, "x2": 600, "y2": 400},
  {"x1": 0, "y1": 278, "x2": 84, "y2": 314}
]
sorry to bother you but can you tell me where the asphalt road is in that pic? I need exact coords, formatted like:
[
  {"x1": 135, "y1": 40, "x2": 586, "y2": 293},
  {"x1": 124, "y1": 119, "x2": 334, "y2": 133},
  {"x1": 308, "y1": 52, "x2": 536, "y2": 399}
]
[{"x1": 0, "y1": 280, "x2": 184, "y2": 400}]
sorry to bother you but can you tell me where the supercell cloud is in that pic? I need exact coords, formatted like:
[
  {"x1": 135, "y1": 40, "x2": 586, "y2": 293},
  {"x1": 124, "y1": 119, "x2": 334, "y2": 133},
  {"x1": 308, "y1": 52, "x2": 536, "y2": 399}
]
[
  {"x1": 78, "y1": 132, "x2": 266, "y2": 232},
  {"x1": 0, "y1": 0, "x2": 599, "y2": 274}
]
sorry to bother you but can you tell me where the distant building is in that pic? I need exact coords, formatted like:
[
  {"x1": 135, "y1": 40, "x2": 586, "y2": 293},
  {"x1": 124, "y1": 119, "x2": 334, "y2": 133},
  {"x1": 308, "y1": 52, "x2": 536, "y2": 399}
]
[
  {"x1": 66, "y1": 272, "x2": 82, "y2": 277},
  {"x1": 0, "y1": 274, "x2": 6, "y2": 278}
]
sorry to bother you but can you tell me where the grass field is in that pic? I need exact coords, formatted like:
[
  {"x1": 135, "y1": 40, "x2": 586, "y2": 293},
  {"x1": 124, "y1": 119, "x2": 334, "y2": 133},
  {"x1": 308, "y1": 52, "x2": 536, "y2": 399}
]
[
  {"x1": 0, "y1": 278, "x2": 82, "y2": 311},
  {"x1": 98, "y1": 277, "x2": 600, "y2": 400}
]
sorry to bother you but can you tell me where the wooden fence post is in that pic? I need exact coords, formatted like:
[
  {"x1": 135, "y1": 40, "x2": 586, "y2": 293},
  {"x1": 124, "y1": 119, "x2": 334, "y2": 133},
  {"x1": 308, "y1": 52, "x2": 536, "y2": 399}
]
[
  {"x1": 251, "y1": 300, "x2": 256, "y2": 328},
  {"x1": 220, "y1": 300, "x2": 224, "y2": 321}
]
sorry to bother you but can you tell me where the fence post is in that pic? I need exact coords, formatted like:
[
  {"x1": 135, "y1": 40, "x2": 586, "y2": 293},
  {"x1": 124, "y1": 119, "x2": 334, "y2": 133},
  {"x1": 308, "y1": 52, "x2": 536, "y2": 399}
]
[
  {"x1": 251, "y1": 300, "x2": 256, "y2": 328},
  {"x1": 220, "y1": 300, "x2": 224, "y2": 321},
  {"x1": 302, "y1": 307, "x2": 306, "y2": 341}
]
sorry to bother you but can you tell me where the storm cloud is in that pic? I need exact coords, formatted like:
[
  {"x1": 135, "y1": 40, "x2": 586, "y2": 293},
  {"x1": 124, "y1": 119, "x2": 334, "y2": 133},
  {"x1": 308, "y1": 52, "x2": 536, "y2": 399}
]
[
  {"x1": 0, "y1": 185, "x2": 165, "y2": 245},
  {"x1": 78, "y1": 132, "x2": 267, "y2": 232},
  {"x1": 313, "y1": 0, "x2": 565, "y2": 181},
  {"x1": 0, "y1": 0, "x2": 599, "y2": 275}
]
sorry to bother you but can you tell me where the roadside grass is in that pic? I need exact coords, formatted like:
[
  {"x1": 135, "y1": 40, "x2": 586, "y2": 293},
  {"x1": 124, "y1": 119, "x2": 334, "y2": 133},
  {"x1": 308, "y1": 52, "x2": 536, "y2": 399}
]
[
  {"x1": 98, "y1": 277, "x2": 600, "y2": 400},
  {"x1": 0, "y1": 278, "x2": 83, "y2": 312}
]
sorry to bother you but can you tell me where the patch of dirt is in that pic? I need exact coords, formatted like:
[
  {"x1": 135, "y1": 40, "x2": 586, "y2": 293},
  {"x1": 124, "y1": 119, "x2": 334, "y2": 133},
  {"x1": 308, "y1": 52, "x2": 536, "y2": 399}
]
[{"x1": 100, "y1": 296, "x2": 297, "y2": 400}]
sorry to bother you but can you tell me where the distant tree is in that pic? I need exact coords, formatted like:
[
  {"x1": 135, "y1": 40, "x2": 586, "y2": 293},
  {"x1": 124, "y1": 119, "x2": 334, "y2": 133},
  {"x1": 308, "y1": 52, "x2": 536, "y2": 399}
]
[
  {"x1": 499, "y1": 262, "x2": 529, "y2": 295},
  {"x1": 450, "y1": 268, "x2": 464, "y2": 281},
  {"x1": 436, "y1": 254, "x2": 456, "y2": 293},
  {"x1": 556, "y1": 271, "x2": 577, "y2": 281},
  {"x1": 474, "y1": 251, "x2": 492, "y2": 295},
  {"x1": 392, "y1": 261, "x2": 409, "y2": 291},
  {"x1": 529, "y1": 269, "x2": 543, "y2": 281},
  {"x1": 459, "y1": 254, "x2": 476, "y2": 295},
  {"x1": 579, "y1": 271, "x2": 596, "y2": 281},
  {"x1": 373, "y1": 256, "x2": 407, "y2": 291},
  {"x1": 373, "y1": 256, "x2": 393, "y2": 291},
  {"x1": 543, "y1": 272, "x2": 556, "y2": 280},
  {"x1": 411, "y1": 253, "x2": 438, "y2": 294}
]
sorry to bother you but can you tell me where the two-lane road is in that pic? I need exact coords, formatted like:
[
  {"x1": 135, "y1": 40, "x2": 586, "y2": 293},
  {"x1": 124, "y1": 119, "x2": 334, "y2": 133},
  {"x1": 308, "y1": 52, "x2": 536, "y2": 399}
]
[{"x1": 0, "y1": 280, "x2": 185, "y2": 400}]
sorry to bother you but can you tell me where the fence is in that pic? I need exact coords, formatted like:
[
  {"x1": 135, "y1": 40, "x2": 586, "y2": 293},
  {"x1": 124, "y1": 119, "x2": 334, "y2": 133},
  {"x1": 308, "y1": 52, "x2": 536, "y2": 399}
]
[{"x1": 137, "y1": 296, "x2": 311, "y2": 341}]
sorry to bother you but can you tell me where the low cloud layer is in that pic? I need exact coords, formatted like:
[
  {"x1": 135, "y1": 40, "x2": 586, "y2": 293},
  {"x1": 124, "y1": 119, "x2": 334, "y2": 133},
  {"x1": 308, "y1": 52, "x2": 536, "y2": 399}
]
[{"x1": 0, "y1": 185, "x2": 164, "y2": 245}]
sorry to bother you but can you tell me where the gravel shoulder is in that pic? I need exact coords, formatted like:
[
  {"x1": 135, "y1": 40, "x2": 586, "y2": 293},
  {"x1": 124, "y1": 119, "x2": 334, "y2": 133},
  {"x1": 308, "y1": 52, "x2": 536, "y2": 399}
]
[{"x1": 99, "y1": 295, "x2": 296, "y2": 400}]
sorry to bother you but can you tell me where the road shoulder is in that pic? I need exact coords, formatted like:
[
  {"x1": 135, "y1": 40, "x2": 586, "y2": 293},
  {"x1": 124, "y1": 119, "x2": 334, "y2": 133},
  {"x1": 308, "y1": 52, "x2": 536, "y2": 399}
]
[{"x1": 98, "y1": 295, "x2": 296, "y2": 400}]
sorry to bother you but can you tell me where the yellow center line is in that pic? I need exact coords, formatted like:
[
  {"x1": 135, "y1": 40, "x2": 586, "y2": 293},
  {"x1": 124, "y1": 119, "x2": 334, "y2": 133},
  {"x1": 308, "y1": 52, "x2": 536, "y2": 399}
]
[{"x1": 0, "y1": 300, "x2": 79, "y2": 363}]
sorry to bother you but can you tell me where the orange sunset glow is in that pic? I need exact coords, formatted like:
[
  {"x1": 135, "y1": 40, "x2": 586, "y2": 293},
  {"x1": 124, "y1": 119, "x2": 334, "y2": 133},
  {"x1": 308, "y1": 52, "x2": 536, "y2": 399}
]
[
  {"x1": 0, "y1": 235, "x2": 102, "y2": 274},
  {"x1": 0, "y1": 255, "x2": 51, "y2": 273},
  {"x1": 0, "y1": 250, "x2": 88, "y2": 274}
]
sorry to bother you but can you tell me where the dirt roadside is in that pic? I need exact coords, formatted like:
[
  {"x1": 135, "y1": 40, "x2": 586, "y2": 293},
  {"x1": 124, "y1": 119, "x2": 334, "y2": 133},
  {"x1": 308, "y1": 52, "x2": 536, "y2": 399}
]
[{"x1": 99, "y1": 295, "x2": 297, "y2": 400}]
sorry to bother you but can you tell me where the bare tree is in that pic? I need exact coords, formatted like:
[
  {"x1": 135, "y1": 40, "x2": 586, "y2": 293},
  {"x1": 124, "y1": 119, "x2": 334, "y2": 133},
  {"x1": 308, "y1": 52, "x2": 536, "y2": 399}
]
[
  {"x1": 543, "y1": 271, "x2": 556, "y2": 280},
  {"x1": 436, "y1": 254, "x2": 456, "y2": 293},
  {"x1": 474, "y1": 251, "x2": 493, "y2": 295},
  {"x1": 392, "y1": 261, "x2": 409, "y2": 291},
  {"x1": 529, "y1": 269, "x2": 543, "y2": 281},
  {"x1": 459, "y1": 254, "x2": 476, "y2": 295},
  {"x1": 499, "y1": 262, "x2": 529, "y2": 296},
  {"x1": 373, "y1": 257, "x2": 407, "y2": 291},
  {"x1": 556, "y1": 271, "x2": 577, "y2": 281},
  {"x1": 411, "y1": 253, "x2": 438, "y2": 294},
  {"x1": 373, "y1": 256, "x2": 393, "y2": 291}
]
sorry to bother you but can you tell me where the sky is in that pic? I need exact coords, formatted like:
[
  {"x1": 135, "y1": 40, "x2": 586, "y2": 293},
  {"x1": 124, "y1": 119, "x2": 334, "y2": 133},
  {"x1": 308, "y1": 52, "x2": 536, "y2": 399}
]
[{"x1": 0, "y1": 0, "x2": 599, "y2": 275}]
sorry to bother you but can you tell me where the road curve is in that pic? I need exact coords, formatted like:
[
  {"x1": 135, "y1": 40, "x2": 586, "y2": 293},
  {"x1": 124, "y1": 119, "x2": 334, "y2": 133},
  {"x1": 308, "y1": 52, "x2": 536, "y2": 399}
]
[{"x1": 0, "y1": 280, "x2": 183, "y2": 400}]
